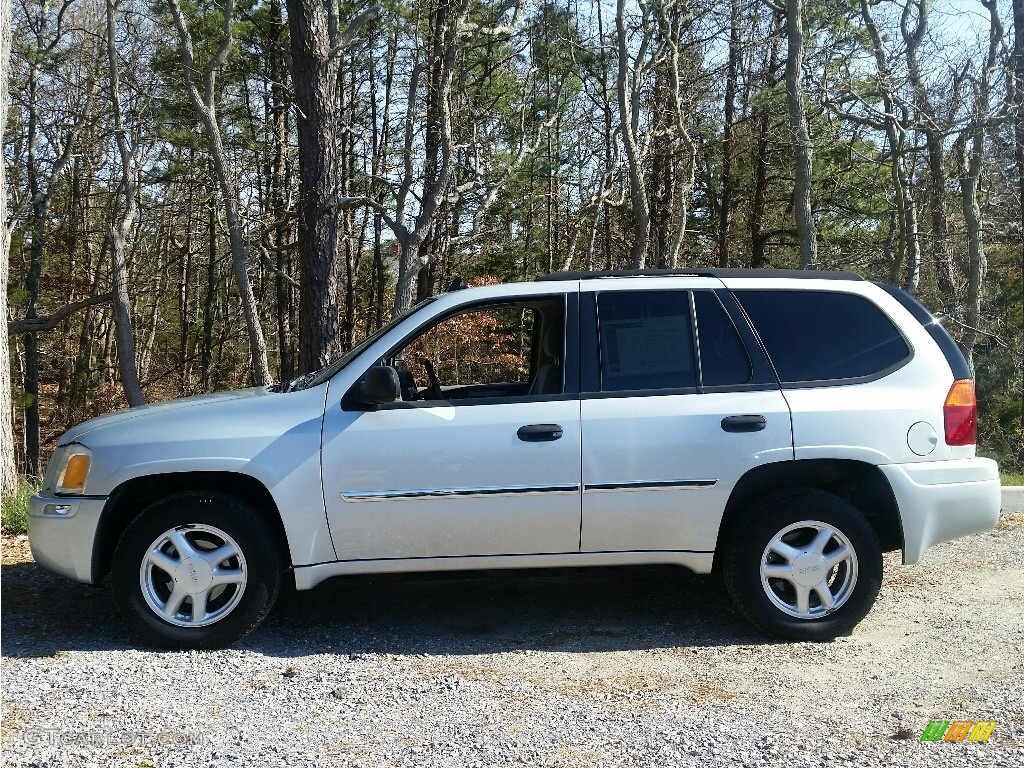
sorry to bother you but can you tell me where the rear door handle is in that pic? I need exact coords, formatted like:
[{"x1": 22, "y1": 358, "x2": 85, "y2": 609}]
[
  {"x1": 721, "y1": 415, "x2": 766, "y2": 433},
  {"x1": 517, "y1": 424, "x2": 564, "y2": 442}
]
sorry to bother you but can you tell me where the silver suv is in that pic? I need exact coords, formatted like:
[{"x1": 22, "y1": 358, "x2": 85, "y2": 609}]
[{"x1": 28, "y1": 269, "x2": 1001, "y2": 648}]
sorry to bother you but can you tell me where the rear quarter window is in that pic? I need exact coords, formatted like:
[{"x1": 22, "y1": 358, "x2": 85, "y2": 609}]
[{"x1": 735, "y1": 290, "x2": 911, "y2": 384}]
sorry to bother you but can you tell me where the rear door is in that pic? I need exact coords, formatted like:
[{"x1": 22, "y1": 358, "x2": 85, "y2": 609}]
[{"x1": 580, "y1": 283, "x2": 793, "y2": 553}]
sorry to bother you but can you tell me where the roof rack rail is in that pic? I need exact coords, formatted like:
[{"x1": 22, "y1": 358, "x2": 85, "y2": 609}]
[{"x1": 536, "y1": 268, "x2": 863, "y2": 282}]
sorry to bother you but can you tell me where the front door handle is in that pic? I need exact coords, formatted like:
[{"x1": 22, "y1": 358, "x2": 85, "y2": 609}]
[
  {"x1": 721, "y1": 415, "x2": 767, "y2": 433},
  {"x1": 517, "y1": 424, "x2": 564, "y2": 442}
]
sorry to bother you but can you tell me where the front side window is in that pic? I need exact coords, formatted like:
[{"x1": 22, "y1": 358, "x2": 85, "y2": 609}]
[
  {"x1": 735, "y1": 290, "x2": 911, "y2": 384},
  {"x1": 390, "y1": 299, "x2": 565, "y2": 401},
  {"x1": 597, "y1": 291, "x2": 696, "y2": 392}
]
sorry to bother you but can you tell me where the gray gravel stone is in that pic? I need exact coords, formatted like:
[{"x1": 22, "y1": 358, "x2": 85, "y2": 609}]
[{"x1": 2, "y1": 514, "x2": 1022, "y2": 767}]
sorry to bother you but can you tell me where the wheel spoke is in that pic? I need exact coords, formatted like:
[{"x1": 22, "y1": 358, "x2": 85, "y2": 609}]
[
  {"x1": 769, "y1": 539, "x2": 802, "y2": 562},
  {"x1": 191, "y1": 591, "x2": 208, "y2": 623},
  {"x1": 794, "y1": 584, "x2": 811, "y2": 615},
  {"x1": 202, "y1": 542, "x2": 237, "y2": 568},
  {"x1": 147, "y1": 549, "x2": 180, "y2": 577},
  {"x1": 168, "y1": 530, "x2": 200, "y2": 560},
  {"x1": 814, "y1": 583, "x2": 835, "y2": 610},
  {"x1": 211, "y1": 568, "x2": 244, "y2": 586},
  {"x1": 163, "y1": 586, "x2": 187, "y2": 617},
  {"x1": 761, "y1": 563, "x2": 796, "y2": 583},
  {"x1": 823, "y1": 546, "x2": 851, "y2": 571},
  {"x1": 808, "y1": 528, "x2": 833, "y2": 555}
]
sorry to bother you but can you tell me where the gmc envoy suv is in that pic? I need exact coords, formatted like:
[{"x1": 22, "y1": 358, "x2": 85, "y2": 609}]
[{"x1": 29, "y1": 269, "x2": 1001, "y2": 648}]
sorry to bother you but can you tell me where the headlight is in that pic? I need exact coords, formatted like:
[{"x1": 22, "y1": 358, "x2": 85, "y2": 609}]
[{"x1": 55, "y1": 446, "x2": 92, "y2": 495}]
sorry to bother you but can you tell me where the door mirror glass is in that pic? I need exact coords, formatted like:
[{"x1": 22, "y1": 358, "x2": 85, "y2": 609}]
[{"x1": 342, "y1": 366, "x2": 401, "y2": 410}]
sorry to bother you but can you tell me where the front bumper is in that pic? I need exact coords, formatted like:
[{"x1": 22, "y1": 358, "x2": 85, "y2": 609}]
[
  {"x1": 879, "y1": 457, "x2": 1001, "y2": 565},
  {"x1": 27, "y1": 493, "x2": 108, "y2": 584}
]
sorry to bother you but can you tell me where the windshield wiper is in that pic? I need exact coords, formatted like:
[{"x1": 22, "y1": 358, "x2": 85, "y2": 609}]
[{"x1": 278, "y1": 370, "x2": 321, "y2": 393}]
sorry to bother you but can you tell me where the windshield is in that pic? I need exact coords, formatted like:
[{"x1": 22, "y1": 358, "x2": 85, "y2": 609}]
[{"x1": 283, "y1": 297, "x2": 438, "y2": 391}]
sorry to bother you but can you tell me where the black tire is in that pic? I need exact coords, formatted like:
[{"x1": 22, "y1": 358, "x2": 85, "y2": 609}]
[
  {"x1": 111, "y1": 491, "x2": 282, "y2": 650},
  {"x1": 724, "y1": 490, "x2": 882, "y2": 641}
]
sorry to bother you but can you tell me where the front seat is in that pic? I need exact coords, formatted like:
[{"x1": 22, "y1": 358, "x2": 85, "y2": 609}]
[{"x1": 529, "y1": 323, "x2": 563, "y2": 395}]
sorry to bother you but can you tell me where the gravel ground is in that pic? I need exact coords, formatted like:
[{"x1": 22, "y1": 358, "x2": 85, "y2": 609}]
[{"x1": 3, "y1": 515, "x2": 1023, "y2": 768}]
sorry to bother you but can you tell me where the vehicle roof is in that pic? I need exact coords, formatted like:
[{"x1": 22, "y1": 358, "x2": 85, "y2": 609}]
[{"x1": 536, "y1": 268, "x2": 864, "y2": 282}]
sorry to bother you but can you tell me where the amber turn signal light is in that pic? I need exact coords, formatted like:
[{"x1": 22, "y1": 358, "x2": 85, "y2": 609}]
[{"x1": 57, "y1": 452, "x2": 91, "y2": 494}]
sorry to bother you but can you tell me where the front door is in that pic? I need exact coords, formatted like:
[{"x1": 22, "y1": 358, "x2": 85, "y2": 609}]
[{"x1": 321, "y1": 294, "x2": 582, "y2": 561}]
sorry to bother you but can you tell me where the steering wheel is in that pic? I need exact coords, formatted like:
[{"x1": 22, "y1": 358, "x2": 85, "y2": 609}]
[{"x1": 418, "y1": 358, "x2": 444, "y2": 401}]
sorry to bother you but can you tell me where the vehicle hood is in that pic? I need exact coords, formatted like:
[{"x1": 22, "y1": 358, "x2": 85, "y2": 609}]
[{"x1": 58, "y1": 387, "x2": 284, "y2": 445}]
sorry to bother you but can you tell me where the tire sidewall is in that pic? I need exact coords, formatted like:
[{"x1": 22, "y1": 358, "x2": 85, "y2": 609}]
[
  {"x1": 111, "y1": 491, "x2": 281, "y2": 650},
  {"x1": 726, "y1": 491, "x2": 883, "y2": 641}
]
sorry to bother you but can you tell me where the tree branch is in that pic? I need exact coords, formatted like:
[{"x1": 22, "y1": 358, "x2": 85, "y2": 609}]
[
  {"x1": 9, "y1": 293, "x2": 113, "y2": 333},
  {"x1": 326, "y1": 3, "x2": 380, "y2": 64}
]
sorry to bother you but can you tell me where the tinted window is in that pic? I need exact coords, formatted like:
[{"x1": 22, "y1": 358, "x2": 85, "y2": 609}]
[
  {"x1": 597, "y1": 291, "x2": 696, "y2": 391},
  {"x1": 694, "y1": 291, "x2": 751, "y2": 387},
  {"x1": 736, "y1": 290, "x2": 910, "y2": 383}
]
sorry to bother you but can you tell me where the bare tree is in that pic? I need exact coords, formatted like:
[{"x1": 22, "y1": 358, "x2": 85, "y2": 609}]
[
  {"x1": 616, "y1": 0, "x2": 654, "y2": 268},
  {"x1": 955, "y1": 0, "x2": 1002, "y2": 370},
  {"x1": 859, "y1": 0, "x2": 921, "y2": 293},
  {"x1": 105, "y1": 0, "x2": 144, "y2": 406},
  {"x1": 903, "y1": 0, "x2": 956, "y2": 302},
  {"x1": 164, "y1": 0, "x2": 271, "y2": 386},
  {"x1": 387, "y1": 0, "x2": 471, "y2": 316},
  {"x1": 15, "y1": 0, "x2": 101, "y2": 476}
]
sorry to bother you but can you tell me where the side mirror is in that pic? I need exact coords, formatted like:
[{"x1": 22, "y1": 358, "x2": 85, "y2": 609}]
[{"x1": 342, "y1": 365, "x2": 401, "y2": 410}]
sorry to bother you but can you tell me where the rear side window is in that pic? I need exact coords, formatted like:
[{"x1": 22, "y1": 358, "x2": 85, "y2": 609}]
[
  {"x1": 597, "y1": 291, "x2": 696, "y2": 391},
  {"x1": 735, "y1": 290, "x2": 911, "y2": 384},
  {"x1": 694, "y1": 291, "x2": 751, "y2": 387}
]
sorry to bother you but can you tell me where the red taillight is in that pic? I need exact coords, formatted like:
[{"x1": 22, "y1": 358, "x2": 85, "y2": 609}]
[{"x1": 944, "y1": 379, "x2": 977, "y2": 446}]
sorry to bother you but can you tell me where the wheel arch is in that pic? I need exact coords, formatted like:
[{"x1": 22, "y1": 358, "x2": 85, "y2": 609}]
[
  {"x1": 715, "y1": 459, "x2": 903, "y2": 568},
  {"x1": 93, "y1": 471, "x2": 292, "y2": 583}
]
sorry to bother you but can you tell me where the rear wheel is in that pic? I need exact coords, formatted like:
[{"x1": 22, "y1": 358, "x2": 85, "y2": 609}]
[
  {"x1": 724, "y1": 490, "x2": 882, "y2": 641},
  {"x1": 111, "y1": 491, "x2": 282, "y2": 649}
]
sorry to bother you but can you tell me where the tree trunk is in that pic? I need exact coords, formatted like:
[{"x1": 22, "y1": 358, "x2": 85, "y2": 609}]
[
  {"x1": 390, "y1": 0, "x2": 467, "y2": 317},
  {"x1": 287, "y1": 0, "x2": 340, "y2": 372},
  {"x1": 784, "y1": 0, "x2": 816, "y2": 268},
  {"x1": 616, "y1": 0, "x2": 652, "y2": 268},
  {"x1": 286, "y1": 1, "x2": 376, "y2": 365},
  {"x1": 904, "y1": 0, "x2": 956, "y2": 303},
  {"x1": 860, "y1": 0, "x2": 920, "y2": 294},
  {"x1": 750, "y1": 17, "x2": 781, "y2": 268},
  {"x1": 1013, "y1": 0, "x2": 1024, "y2": 427},
  {"x1": 718, "y1": 0, "x2": 740, "y2": 268},
  {"x1": 270, "y1": 0, "x2": 293, "y2": 381},
  {"x1": 105, "y1": 0, "x2": 145, "y2": 407},
  {"x1": 957, "y1": 0, "x2": 1001, "y2": 371},
  {"x1": 0, "y1": 0, "x2": 15, "y2": 496}
]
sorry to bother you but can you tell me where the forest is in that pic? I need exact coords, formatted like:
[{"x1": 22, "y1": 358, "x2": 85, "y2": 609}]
[{"x1": 1, "y1": 0, "x2": 1023, "y2": 501}]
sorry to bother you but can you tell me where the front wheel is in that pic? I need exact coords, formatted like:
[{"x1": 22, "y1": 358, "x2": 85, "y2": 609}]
[
  {"x1": 724, "y1": 490, "x2": 882, "y2": 641},
  {"x1": 111, "y1": 491, "x2": 282, "y2": 649}
]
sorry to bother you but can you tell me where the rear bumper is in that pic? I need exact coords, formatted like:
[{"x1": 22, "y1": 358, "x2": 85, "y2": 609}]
[
  {"x1": 879, "y1": 457, "x2": 1000, "y2": 565},
  {"x1": 27, "y1": 493, "x2": 107, "y2": 584}
]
